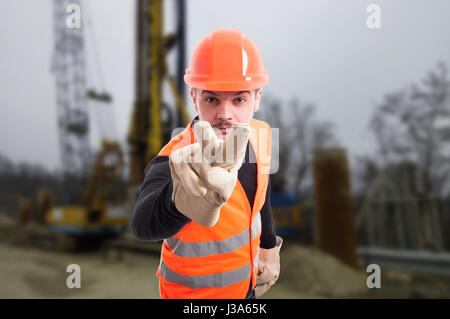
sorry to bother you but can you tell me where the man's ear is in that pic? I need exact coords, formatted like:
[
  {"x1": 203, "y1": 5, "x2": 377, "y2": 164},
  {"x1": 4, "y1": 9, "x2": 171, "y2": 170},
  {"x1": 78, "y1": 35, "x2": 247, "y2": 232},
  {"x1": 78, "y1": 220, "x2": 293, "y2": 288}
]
[
  {"x1": 254, "y1": 88, "x2": 262, "y2": 112},
  {"x1": 191, "y1": 87, "x2": 199, "y2": 113}
]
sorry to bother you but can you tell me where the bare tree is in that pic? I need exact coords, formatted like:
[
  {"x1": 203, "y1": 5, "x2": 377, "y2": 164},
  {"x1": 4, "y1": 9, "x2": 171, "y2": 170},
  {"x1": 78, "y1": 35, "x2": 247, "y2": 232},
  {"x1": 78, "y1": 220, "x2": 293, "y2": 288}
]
[
  {"x1": 354, "y1": 155, "x2": 379, "y2": 197},
  {"x1": 369, "y1": 62, "x2": 450, "y2": 198},
  {"x1": 255, "y1": 96, "x2": 292, "y2": 193},
  {"x1": 256, "y1": 95, "x2": 337, "y2": 202}
]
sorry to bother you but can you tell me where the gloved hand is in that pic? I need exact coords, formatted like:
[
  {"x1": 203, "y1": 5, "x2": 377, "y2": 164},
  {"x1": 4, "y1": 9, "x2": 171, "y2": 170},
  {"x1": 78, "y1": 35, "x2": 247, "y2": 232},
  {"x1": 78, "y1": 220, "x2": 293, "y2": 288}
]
[
  {"x1": 169, "y1": 121, "x2": 251, "y2": 227},
  {"x1": 255, "y1": 236, "x2": 283, "y2": 297}
]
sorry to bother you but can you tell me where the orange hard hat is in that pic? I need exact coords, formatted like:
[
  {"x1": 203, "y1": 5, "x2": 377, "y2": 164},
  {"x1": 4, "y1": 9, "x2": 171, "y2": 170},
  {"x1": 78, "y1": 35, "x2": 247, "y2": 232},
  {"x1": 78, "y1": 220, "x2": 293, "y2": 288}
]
[{"x1": 184, "y1": 29, "x2": 269, "y2": 91}]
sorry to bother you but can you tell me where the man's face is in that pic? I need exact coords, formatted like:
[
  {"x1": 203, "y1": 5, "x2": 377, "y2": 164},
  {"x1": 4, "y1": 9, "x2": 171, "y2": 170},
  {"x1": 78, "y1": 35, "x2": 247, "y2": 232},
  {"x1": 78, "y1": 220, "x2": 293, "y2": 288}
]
[{"x1": 190, "y1": 88, "x2": 262, "y2": 139}]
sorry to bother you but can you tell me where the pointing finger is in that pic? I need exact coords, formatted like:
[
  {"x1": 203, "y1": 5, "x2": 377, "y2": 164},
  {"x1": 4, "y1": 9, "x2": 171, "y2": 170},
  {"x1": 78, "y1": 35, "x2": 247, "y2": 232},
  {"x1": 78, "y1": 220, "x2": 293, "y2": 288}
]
[
  {"x1": 193, "y1": 121, "x2": 218, "y2": 152},
  {"x1": 222, "y1": 122, "x2": 251, "y2": 165}
]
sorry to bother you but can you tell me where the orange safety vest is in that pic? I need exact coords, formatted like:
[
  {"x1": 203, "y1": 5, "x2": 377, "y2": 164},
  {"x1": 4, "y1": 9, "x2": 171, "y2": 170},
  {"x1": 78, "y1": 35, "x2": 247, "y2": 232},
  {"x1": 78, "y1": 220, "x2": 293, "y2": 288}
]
[{"x1": 156, "y1": 118, "x2": 272, "y2": 299}]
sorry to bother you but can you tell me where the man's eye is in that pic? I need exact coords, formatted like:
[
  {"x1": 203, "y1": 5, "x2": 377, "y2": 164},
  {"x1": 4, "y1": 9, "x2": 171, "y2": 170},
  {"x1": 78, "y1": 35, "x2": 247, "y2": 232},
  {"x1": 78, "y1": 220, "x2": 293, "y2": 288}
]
[
  {"x1": 234, "y1": 97, "x2": 246, "y2": 103},
  {"x1": 205, "y1": 97, "x2": 218, "y2": 103}
]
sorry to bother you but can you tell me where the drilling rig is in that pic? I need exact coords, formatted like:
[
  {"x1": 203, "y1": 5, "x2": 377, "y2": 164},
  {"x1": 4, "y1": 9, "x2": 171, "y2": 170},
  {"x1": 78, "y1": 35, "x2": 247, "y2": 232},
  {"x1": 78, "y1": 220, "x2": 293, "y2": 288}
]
[
  {"x1": 102, "y1": 0, "x2": 191, "y2": 256},
  {"x1": 128, "y1": 0, "x2": 190, "y2": 187},
  {"x1": 18, "y1": 0, "x2": 128, "y2": 250}
]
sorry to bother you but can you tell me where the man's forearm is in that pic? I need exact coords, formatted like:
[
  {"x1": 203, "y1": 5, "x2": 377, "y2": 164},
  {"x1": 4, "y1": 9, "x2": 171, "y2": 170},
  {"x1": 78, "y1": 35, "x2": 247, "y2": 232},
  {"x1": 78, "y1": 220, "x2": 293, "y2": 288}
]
[
  {"x1": 129, "y1": 158, "x2": 191, "y2": 242},
  {"x1": 259, "y1": 178, "x2": 277, "y2": 249}
]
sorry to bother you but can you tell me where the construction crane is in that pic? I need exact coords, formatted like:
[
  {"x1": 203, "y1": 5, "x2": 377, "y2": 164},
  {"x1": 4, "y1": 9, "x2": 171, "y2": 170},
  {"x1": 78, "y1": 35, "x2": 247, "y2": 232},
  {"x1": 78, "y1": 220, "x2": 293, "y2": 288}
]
[
  {"x1": 52, "y1": 0, "x2": 91, "y2": 181},
  {"x1": 18, "y1": 0, "x2": 129, "y2": 250},
  {"x1": 128, "y1": 0, "x2": 190, "y2": 186}
]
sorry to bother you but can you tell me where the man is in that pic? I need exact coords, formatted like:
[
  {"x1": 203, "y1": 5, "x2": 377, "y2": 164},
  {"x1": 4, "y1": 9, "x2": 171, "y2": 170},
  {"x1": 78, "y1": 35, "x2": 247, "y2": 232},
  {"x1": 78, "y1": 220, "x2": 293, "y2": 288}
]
[{"x1": 130, "y1": 29, "x2": 282, "y2": 299}]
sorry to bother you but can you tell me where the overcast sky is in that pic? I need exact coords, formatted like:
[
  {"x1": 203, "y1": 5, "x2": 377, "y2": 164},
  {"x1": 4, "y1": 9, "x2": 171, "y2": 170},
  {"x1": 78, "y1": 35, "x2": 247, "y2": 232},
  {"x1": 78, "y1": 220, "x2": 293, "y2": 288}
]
[{"x1": 1, "y1": 0, "x2": 450, "y2": 171}]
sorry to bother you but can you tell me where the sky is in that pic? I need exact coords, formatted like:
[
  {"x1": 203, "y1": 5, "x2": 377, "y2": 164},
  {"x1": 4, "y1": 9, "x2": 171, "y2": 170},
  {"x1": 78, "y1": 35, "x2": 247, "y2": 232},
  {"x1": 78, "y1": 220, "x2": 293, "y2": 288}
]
[{"x1": 1, "y1": 0, "x2": 450, "y2": 172}]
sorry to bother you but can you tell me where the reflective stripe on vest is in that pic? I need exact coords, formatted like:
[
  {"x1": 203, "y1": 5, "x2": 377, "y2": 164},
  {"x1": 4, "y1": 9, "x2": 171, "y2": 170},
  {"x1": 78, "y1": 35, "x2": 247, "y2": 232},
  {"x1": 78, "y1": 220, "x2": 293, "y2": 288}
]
[
  {"x1": 254, "y1": 246, "x2": 260, "y2": 270},
  {"x1": 160, "y1": 253, "x2": 259, "y2": 289},
  {"x1": 164, "y1": 212, "x2": 261, "y2": 258}
]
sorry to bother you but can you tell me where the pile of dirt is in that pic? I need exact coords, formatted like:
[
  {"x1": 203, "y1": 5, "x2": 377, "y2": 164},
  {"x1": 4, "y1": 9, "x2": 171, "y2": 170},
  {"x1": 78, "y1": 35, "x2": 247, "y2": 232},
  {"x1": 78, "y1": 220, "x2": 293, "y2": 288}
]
[
  {"x1": 278, "y1": 243, "x2": 368, "y2": 298},
  {"x1": 0, "y1": 242, "x2": 161, "y2": 298}
]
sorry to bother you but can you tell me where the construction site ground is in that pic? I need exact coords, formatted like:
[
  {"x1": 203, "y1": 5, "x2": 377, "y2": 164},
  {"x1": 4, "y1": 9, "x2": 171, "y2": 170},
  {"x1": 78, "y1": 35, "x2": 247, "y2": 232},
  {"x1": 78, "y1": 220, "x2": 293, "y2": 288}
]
[{"x1": 1, "y1": 234, "x2": 450, "y2": 299}]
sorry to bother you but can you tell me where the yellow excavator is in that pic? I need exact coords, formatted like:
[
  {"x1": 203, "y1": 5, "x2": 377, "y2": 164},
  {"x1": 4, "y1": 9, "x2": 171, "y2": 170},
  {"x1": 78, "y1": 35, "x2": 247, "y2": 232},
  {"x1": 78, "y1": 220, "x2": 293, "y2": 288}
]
[
  {"x1": 43, "y1": 138, "x2": 128, "y2": 250},
  {"x1": 23, "y1": 88, "x2": 129, "y2": 250}
]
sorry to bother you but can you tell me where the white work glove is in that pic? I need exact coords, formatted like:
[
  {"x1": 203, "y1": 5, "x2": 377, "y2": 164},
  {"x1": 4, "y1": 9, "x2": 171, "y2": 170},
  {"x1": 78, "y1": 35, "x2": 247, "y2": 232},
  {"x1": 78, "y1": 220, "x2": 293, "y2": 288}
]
[
  {"x1": 255, "y1": 236, "x2": 283, "y2": 297},
  {"x1": 169, "y1": 121, "x2": 251, "y2": 227}
]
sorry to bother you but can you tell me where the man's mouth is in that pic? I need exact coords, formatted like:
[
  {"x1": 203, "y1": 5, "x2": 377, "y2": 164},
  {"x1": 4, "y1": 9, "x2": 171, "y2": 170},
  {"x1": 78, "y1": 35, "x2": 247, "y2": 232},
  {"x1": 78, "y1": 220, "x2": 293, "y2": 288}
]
[
  {"x1": 212, "y1": 124, "x2": 233, "y2": 139},
  {"x1": 219, "y1": 128, "x2": 230, "y2": 135}
]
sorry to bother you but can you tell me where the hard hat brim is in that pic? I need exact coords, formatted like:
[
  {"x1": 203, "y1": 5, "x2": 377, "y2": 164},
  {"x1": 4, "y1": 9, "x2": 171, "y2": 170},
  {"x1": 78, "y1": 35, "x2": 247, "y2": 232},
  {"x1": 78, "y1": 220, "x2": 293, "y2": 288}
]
[{"x1": 185, "y1": 74, "x2": 269, "y2": 91}]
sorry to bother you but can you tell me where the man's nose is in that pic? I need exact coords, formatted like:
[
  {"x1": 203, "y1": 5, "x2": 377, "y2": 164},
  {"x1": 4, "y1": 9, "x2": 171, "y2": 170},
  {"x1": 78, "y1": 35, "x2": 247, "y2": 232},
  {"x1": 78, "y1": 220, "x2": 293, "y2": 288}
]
[{"x1": 216, "y1": 101, "x2": 234, "y2": 121}]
